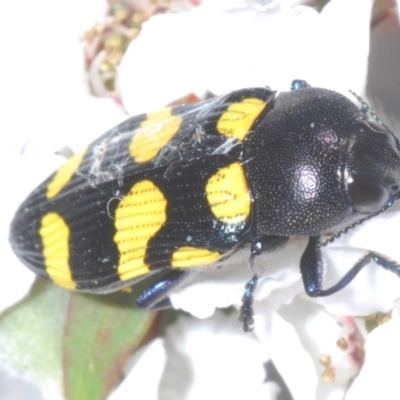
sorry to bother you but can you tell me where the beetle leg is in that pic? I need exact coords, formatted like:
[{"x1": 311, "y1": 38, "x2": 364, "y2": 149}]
[
  {"x1": 369, "y1": 253, "x2": 400, "y2": 276},
  {"x1": 299, "y1": 236, "x2": 324, "y2": 296},
  {"x1": 300, "y1": 236, "x2": 400, "y2": 297},
  {"x1": 136, "y1": 269, "x2": 190, "y2": 310},
  {"x1": 239, "y1": 235, "x2": 289, "y2": 332}
]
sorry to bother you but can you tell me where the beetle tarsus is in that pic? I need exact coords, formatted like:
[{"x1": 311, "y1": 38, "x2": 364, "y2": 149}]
[
  {"x1": 239, "y1": 274, "x2": 258, "y2": 332},
  {"x1": 239, "y1": 236, "x2": 289, "y2": 331}
]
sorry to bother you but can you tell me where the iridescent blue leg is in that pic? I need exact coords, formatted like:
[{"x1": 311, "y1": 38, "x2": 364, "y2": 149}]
[
  {"x1": 136, "y1": 269, "x2": 190, "y2": 310},
  {"x1": 239, "y1": 236, "x2": 289, "y2": 332},
  {"x1": 300, "y1": 236, "x2": 400, "y2": 297}
]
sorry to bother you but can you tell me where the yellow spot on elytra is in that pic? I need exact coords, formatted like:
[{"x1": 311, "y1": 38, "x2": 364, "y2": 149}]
[
  {"x1": 46, "y1": 148, "x2": 87, "y2": 199},
  {"x1": 217, "y1": 98, "x2": 266, "y2": 141},
  {"x1": 130, "y1": 108, "x2": 183, "y2": 163},
  {"x1": 206, "y1": 162, "x2": 251, "y2": 224},
  {"x1": 114, "y1": 180, "x2": 167, "y2": 281},
  {"x1": 40, "y1": 212, "x2": 76, "y2": 290},
  {"x1": 171, "y1": 246, "x2": 221, "y2": 268}
]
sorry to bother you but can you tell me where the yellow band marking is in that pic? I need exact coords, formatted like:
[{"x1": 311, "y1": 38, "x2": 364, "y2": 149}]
[
  {"x1": 114, "y1": 180, "x2": 167, "y2": 281},
  {"x1": 46, "y1": 148, "x2": 87, "y2": 199},
  {"x1": 216, "y1": 98, "x2": 266, "y2": 141},
  {"x1": 171, "y1": 246, "x2": 221, "y2": 268},
  {"x1": 130, "y1": 108, "x2": 183, "y2": 163},
  {"x1": 206, "y1": 162, "x2": 251, "y2": 224},
  {"x1": 40, "y1": 212, "x2": 76, "y2": 290}
]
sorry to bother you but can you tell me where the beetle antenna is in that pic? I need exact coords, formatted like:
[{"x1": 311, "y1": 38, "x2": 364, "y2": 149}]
[
  {"x1": 319, "y1": 195, "x2": 396, "y2": 248},
  {"x1": 349, "y1": 90, "x2": 384, "y2": 125}
]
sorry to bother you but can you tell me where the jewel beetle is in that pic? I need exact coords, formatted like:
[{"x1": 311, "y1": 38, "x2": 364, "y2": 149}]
[{"x1": 9, "y1": 80, "x2": 400, "y2": 331}]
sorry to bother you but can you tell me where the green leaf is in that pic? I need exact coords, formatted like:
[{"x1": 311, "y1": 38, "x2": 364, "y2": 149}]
[
  {"x1": 0, "y1": 278, "x2": 158, "y2": 400},
  {"x1": 63, "y1": 285, "x2": 156, "y2": 400},
  {"x1": 0, "y1": 279, "x2": 70, "y2": 399}
]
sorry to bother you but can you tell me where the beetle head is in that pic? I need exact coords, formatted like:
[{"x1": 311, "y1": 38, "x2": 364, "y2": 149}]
[{"x1": 346, "y1": 105, "x2": 400, "y2": 214}]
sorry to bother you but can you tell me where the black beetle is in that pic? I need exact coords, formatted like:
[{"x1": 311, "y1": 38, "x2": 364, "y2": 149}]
[{"x1": 9, "y1": 80, "x2": 400, "y2": 331}]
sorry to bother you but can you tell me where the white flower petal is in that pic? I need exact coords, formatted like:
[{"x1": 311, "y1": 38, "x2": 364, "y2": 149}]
[
  {"x1": 119, "y1": 0, "x2": 374, "y2": 114},
  {"x1": 0, "y1": 365, "x2": 45, "y2": 400},
  {"x1": 254, "y1": 298, "x2": 365, "y2": 400},
  {"x1": 109, "y1": 339, "x2": 166, "y2": 400},
  {"x1": 397, "y1": 0, "x2": 400, "y2": 23},
  {"x1": 345, "y1": 317, "x2": 400, "y2": 400},
  {"x1": 256, "y1": 309, "x2": 317, "y2": 400},
  {"x1": 170, "y1": 240, "x2": 306, "y2": 320},
  {"x1": 160, "y1": 311, "x2": 274, "y2": 400},
  {"x1": 1, "y1": 0, "x2": 112, "y2": 152},
  {"x1": 311, "y1": 0, "x2": 374, "y2": 96}
]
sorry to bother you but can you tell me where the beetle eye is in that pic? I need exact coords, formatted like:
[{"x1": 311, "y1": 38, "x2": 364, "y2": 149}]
[
  {"x1": 347, "y1": 174, "x2": 389, "y2": 212},
  {"x1": 358, "y1": 116, "x2": 397, "y2": 149}
]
